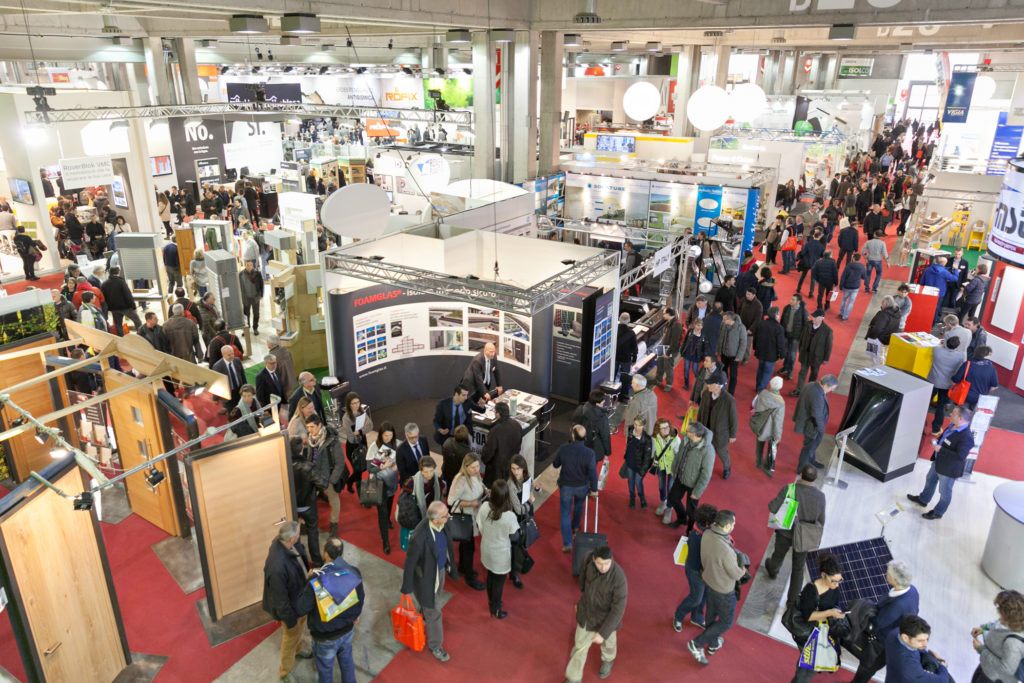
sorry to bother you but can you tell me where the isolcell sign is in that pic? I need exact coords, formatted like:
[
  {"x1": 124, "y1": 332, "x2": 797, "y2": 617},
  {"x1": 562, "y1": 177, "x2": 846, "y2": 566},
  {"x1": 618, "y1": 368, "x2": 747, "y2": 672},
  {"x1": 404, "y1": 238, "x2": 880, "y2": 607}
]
[{"x1": 989, "y1": 159, "x2": 1024, "y2": 266}]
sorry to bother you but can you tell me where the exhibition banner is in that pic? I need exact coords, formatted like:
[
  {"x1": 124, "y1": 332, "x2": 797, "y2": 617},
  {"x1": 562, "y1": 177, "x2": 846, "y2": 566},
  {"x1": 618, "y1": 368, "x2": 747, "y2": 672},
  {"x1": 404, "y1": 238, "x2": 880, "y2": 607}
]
[
  {"x1": 1008, "y1": 73, "x2": 1024, "y2": 126},
  {"x1": 365, "y1": 119, "x2": 401, "y2": 137},
  {"x1": 647, "y1": 180, "x2": 698, "y2": 232},
  {"x1": 694, "y1": 185, "x2": 724, "y2": 237},
  {"x1": 942, "y1": 71, "x2": 977, "y2": 124},
  {"x1": 743, "y1": 188, "x2": 761, "y2": 256},
  {"x1": 59, "y1": 155, "x2": 114, "y2": 189},
  {"x1": 986, "y1": 112, "x2": 1024, "y2": 176},
  {"x1": 564, "y1": 173, "x2": 651, "y2": 222},
  {"x1": 226, "y1": 82, "x2": 302, "y2": 104},
  {"x1": 838, "y1": 57, "x2": 873, "y2": 78},
  {"x1": 989, "y1": 160, "x2": 1024, "y2": 266},
  {"x1": 380, "y1": 77, "x2": 424, "y2": 109}
]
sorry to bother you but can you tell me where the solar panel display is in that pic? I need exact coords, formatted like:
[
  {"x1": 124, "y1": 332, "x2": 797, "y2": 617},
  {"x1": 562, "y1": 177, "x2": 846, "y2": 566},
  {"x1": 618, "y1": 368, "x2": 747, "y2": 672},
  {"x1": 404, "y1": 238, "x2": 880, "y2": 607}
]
[{"x1": 805, "y1": 538, "x2": 893, "y2": 609}]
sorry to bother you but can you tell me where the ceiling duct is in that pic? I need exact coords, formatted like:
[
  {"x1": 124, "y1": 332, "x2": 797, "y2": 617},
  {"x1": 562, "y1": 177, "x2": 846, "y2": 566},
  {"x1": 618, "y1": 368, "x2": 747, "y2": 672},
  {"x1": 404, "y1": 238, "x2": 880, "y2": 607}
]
[
  {"x1": 101, "y1": 15, "x2": 120, "y2": 35},
  {"x1": 574, "y1": 0, "x2": 602, "y2": 24}
]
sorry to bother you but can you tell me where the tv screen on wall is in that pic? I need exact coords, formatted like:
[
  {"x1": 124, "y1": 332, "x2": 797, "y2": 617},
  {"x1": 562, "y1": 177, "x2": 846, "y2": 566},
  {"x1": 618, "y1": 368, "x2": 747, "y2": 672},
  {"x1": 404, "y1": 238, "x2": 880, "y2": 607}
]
[
  {"x1": 8, "y1": 178, "x2": 33, "y2": 205},
  {"x1": 596, "y1": 135, "x2": 635, "y2": 154},
  {"x1": 150, "y1": 155, "x2": 173, "y2": 177}
]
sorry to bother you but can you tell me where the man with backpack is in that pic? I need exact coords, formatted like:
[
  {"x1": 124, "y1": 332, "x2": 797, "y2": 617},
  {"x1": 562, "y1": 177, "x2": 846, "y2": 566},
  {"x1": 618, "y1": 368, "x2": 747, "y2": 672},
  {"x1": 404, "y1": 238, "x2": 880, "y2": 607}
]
[
  {"x1": 296, "y1": 538, "x2": 365, "y2": 683},
  {"x1": 572, "y1": 390, "x2": 611, "y2": 461}
]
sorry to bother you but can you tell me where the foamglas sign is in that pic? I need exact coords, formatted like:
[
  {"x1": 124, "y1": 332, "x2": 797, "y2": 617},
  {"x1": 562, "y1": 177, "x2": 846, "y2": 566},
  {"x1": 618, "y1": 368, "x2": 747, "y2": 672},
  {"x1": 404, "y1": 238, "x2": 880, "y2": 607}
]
[{"x1": 989, "y1": 159, "x2": 1024, "y2": 266}]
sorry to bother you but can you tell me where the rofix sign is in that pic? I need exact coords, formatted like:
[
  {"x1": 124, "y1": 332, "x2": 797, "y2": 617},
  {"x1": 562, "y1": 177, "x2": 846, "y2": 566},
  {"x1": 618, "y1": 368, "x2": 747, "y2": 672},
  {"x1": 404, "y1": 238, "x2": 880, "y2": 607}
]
[
  {"x1": 380, "y1": 78, "x2": 422, "y2": 109},
  {"x1": 790, "y1": 0, "x2": 903, "y2": 9}
]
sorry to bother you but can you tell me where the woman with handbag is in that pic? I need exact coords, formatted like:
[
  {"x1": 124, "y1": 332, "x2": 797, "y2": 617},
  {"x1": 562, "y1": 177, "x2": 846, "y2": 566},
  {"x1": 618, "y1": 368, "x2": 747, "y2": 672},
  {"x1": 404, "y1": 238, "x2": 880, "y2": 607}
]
[
  {"x1": 788, "y1": 552, "x2": 846, "y2": 682},
  {"x1": 508, "y1": 455, "x2": 535, "y2": 589},
  {"x1": 621, "y1": 415, "x2": 653, "y2": 509},
  {"x1": 447, "y1": 454, "x2": 487, "y2": 591},
  {"x1": 752, "y1": 376, "x2": 786, "y2": 477},
  {"x1": 339, "y1": 392, "x2": 372, "y2": 493},
  {"x1": 367, "y1": 422, "x2": 400, "y2": 554},
  {"x1": 970, "y1": 589, "x2": 1024, "y2": 683},
  {"x1": 651, "y1": 418, "x2": 680, "y2": 523},
  {"x1": 476, "y1": 479, "x2": 519, "y2": 619},
  {"x1": 13, "y1": 226, "x2": 39, "y2": 281}
]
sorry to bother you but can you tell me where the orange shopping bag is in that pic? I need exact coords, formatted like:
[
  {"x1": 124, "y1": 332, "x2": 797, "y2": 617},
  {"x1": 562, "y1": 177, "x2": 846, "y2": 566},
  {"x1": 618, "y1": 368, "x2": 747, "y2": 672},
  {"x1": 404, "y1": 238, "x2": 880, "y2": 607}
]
[{"x1": 391, "y1": 594, "x2": 426, "y2": 651}]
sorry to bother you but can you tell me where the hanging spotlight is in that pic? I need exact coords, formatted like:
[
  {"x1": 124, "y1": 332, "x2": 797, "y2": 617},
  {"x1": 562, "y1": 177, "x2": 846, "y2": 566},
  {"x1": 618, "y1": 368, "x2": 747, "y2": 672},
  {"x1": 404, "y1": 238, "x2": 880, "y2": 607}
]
[
  {"x1": 388, "y1": 39, "x2": 393, "y2": 50},
  {"x1": 283, "y1": 65, "x2": 294, "y2": 73},
  {"x1": 266, "y1": 50, "x2": 274, "y2": 61},
  {"x1": 434, "y1": 67, "x2": 445, "y2": 76},
  {"x1": 319, "y1": 65, "x2": 329, "y2": 75},
  {"x1": 145, "y1": 466, "x2": 166, "y2": 491},
  {"x1": 346, "y1": 37, "x2": 353, "y2": 48},
  {"x1": 402, "y1": 66, "x2": 414, "y2": 75},
  {"x1": 73, "y1": 491, "x2": 94, "y2": 510},
  {"x1": 220, "y1": 65, "x2": 230, "y2": 75},
  {"x1": 463, "y1": 67, "x2": 473, "y2": 75},
  {"x1": 281, "y1": 13, "x2": 320, "y2": 34},
  {"x1": 34, "y1": 428, "x2": 50, "y2": 445},
  {"x1": 229, "y1": 14, "x2": 269, "y2": 35},
  {"x1": 355, "y1": 66, "x2": 367, "y2": 74},
  {"x1": 10, "y1": 416, "x2": 26, "y2": 427}
]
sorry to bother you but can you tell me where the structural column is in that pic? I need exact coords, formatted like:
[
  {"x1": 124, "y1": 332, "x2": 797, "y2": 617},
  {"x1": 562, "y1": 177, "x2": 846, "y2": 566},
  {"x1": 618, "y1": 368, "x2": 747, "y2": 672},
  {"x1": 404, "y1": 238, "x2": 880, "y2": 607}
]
[
  {"x1": 472, "y1": 30, "x2": 497, "y2": 180},
  {"x1": 763, "y1": 50, "x2": 781, "y2": 95},
  {"x1": 671, "y1": 45, "x2": 698, "y2": 138},
  {"x1": 505, "y1": 30, "x2": 537, "y2": 183},
  {"x1": 537, "y1": 30, "x2": 563, "y2": 178},
  {"x1": 714, "y1": 44, "x2": 731, "y2": 87},
  {"x1": 779, "y1": 50, "x2": 798, "y2": 95},
  {"x1": 821, "y1": 53, "x2": 839, "y2": 90},
  {"x1": 143, "y1": 36, "x2": 175, "y2": 105},
  {"x1": 173, "y1": 38, "x2": 204, "y2": 104}
]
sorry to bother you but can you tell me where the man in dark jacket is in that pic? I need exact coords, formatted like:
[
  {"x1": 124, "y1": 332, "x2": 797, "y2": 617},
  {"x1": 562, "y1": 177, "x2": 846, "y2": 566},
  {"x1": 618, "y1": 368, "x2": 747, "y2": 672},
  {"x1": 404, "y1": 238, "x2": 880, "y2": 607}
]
[
  {"x1": 863, "y1": 204, "x2": 883, "y2": 239},
  {"x1": 212, "y1": 345, "x2": 245, "y2": 412},
  {"x1": 432, "y1": 383, "x2": 474, "y2": 446},
  {"x1": 734, "y1": 268, "x2": 759, "y2": 300},
  {"x1": 462, "y1": 342, "x2": 502, "y2": 405},
  {"x1": 950, "y1": 346, "x2": 999, "y2": 411},
  {"x1": 714, "y1": 275, "x2": 737, "y2": 313},
  {"x1": 703, "y1": 302, "x2": 724, "y2": 354},
  {"x1": 396, "y1": 422, "x2": 432, "y2": 483},
  {"x1": 752, "y1": 307, "x2": 787, "y2": 394},
  {"x1": 793, "y1": 374, "x2": 839, "y2": 470},
  {"x1": 307, "y1": 417, "x2": 348, "y2": 538},
  {"x1": 563, "y1": 545, "x2": 628, "y2": 683},
  {"x1": 959, "y1": 265, "x2": 989, "y2": 321},
  {"x1": 100, "y1": 266, "x2": 142, "y2": 335},
  {"x1": 780, "y1": 295, "x2": 807, "y2": 380},
  {"x1": 737, "y1": 290, "x2": 763, "y2": 365},
  {"x1": 554, "y1": 426, "x2": 598, "y2": 551},
  {"x1": 163, "y1": 303, "x2": 203, "y2": 363},
  {"x1": 696, "y1": 373, "x2": 738, "y2": 480},
  {"x1": 614, "y1": 313, "x2": 638, "y2": 399},
  {"x1": 943, "y1": 247, "x2": 970, "y2": 309},
  {"x1": 764, "y1": 465, "x2": 827, "y2": 606},
  {"x1": 261, "y1": 522, "x2": 313, "y2": 680},
  {"x1": 256, "y1": 354, "x2": 286, "y2": 407},
  {"x1": 964, "y1": 317, "x2": 988, "y2": 359},
  {"x1": 838, "y1": 253, "x2": 869, "y2": 321},
  {"x1": 793, "y1": 310, "x2": 833, "y2": 394},
  {"x1": 572, "y1": 389, "x2": 612, "y2": 461},
  {"x1": 655, "y1": 308, "x2": 684, "y2": 391},
  {"x1": 796, "y1": 229, "x2": 826, "y2": 296},
  {"x1": 919, "y1": 256, "x2": 960, "y2": 323},
  {"x1": 480, "y1": 402, "x2": 522, "y2": 486},
  {"x1": 296, "y1": 538, "x2": 365, "y2": 683},
  {"x1": 137, "y1": 312, "x2": 170, "y2": 353},
  {"x1": 882, "y1": 616, "x2": 951, "y2": 682},
  {"x1": 866, "y1": 296, "x2": 903, "y2": 348},
  {"x1": 836, "y1": 217, "x2": 860, "y2": 270},
  {"x1": 401, "y1": 501, "x2": 457, "y2": 662},
  {"x1": 810, "y1": 250, "x2": 839, "y2": 312},
  {"x1": 239, "y1": 260, "x2": 264, "y2": 334},
  {"x1": 288, "y1": 371, "x2": 326, "y2": 421}
]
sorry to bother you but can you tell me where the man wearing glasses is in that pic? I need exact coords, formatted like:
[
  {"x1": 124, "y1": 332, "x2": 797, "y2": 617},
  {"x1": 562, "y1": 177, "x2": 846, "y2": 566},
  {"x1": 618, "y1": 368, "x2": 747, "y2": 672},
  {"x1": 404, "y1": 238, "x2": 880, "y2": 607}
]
[{"x1": 401, "y1": 501, "x2": 457, "y2": 662}]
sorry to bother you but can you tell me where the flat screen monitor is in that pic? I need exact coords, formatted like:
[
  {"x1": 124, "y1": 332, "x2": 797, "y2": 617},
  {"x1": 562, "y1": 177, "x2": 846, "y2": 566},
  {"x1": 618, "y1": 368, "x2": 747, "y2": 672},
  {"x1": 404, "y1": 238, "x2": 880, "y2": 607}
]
[
  {"x1": 196, "y1": 157, "x2": 221, "y2": 181},
  {"x1": 596, "y1": 135, "x2": 635, "y2": 154},
  {"x1": 294, "y1": 148, "x2": 312, "y2": 162},
  {"x1": 8, "y1": 178, "x2": 32, "y2": 205},
  {"x1": 150, "y1": 155, "x2": 173, "y2": 177},
  {"x1": 111, "y1": 176, "x2": 129, "y2": 208}
]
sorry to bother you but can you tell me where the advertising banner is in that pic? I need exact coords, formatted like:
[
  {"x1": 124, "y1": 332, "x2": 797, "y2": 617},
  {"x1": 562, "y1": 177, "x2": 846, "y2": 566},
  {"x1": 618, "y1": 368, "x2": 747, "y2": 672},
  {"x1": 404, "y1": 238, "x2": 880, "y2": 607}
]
[
  {"x1": 379, "y1": 77, "x2": 424, "y2": 109},
  {"x1": 743, "y1": 188, "x2": 761, "y2": 256},
  {"x1": 423, "y1": 77, "x2": 474, "y2": 109},
  {"x1": 1008, "y1": 73, "x2": 1024, "y2": 126},
  {"x1": 989, "y1": 160, "x2": 1024, "y2": 266},
  {"x1": 942, "y1": 71, "x2": 977, "y2": 124},
  {"x1": 838, "y1": 57, "x2": 874, "y2": 78},
  {"x1": 59, "y1": 156, "x2": 114, "y2": 189},
  {"x1": 564, "y1": 173, "x2": 651, "y2": 222},
  {"x1": 694, "y1": 185, "x2": 724, "y2": 237},
  {"x1": 647, "y1": 180, "x2": 698, "y2": 232},
  {"x1": 226, "y1": 82, "x2": 302, "y2": 104},
  {"x1": 365, "y1": 119, "x2": 401, "y2": 137},
  {"x1": 986, "y1": 111, "x2": 1024, "y2": 176}
]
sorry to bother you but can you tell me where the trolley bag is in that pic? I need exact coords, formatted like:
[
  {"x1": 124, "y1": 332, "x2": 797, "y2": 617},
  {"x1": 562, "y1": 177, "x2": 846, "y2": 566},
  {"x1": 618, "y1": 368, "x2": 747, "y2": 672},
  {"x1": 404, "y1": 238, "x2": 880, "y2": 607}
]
[{"x1": 572, "y1": 495, "x2": 607, "y2": 577}]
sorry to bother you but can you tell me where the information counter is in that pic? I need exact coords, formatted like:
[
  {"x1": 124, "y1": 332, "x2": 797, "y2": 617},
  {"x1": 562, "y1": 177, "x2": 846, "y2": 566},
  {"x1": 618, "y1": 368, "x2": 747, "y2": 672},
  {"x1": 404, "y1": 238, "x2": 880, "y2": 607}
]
[{"x1": 472, "y1": 389, "x2": 547, "y2": 476}]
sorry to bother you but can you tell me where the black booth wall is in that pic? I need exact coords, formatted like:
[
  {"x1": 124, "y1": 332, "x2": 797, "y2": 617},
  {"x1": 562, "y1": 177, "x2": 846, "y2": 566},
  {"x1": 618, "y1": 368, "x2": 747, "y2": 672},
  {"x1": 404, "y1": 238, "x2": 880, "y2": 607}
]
[{"x1": 329, "y1": 285, "x2": 553, "y2": 409}]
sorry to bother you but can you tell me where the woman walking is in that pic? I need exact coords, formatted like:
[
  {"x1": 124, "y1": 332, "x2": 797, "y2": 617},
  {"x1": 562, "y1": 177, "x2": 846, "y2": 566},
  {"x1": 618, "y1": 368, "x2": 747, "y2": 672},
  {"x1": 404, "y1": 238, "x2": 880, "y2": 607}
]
[
  {"x1": 789, "y1": 553, "x2": 846, "y2": 682},
  {"x1": 652, "y1": 418, "x2": 680, "y2": 523},
  {"x1": 508, "y1": 454, "x2": 535, "y2": 589},
  {"x1": 672, "y1": 504, "x2": 718, "y2": 632},
  {"x1": 622, "y1": 415, "x2": 653, "y2": 509},
  {"x1": 751, "y1": 376, "x2": 786, "y2": 477},
  {"x1": 339, "y1": 391, "x2": 372, "y2": 493},
  {"x1": 476, "y1": 479, "x2": 519, "y2": 619},
  {"x1": 447, "y1": 454, "x2": 487, "y2": 591},
  {"x1": 367, "y1": 422, "x2": 400, "y2": 554}
]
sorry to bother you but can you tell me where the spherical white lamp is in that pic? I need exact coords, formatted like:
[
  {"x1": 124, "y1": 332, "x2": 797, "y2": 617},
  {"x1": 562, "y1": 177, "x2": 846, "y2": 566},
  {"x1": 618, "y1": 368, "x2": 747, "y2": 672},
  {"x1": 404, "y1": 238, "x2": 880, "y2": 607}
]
[
  {"x1": 623, "y1": 81, "x2": 661, "y2": 122},
  {"x1": 687, "y1": 85, "x2": 729, "y2": 132},
  {"x1": 971, "y1": 75, "x2": 996, "y2": 104},
  {"x1": 698, "y1": 279, "x2": 713, "y2": 294},
  {"x1": 728, "y1": 83, "x2": 768, "y2": 122}
]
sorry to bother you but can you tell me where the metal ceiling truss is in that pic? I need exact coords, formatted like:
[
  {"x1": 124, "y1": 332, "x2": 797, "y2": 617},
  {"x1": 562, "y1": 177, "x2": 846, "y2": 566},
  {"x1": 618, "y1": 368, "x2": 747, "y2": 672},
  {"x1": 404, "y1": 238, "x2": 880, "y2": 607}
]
[
  {"x1": 323, "y1": 250, "x2": 620, "y2": 316},
  {"x1": 715, "y1": 126, "x2": 847, "y2": 144},
  {"x1": 24, "y1": 102, "x2": 473, "y2": 125}
]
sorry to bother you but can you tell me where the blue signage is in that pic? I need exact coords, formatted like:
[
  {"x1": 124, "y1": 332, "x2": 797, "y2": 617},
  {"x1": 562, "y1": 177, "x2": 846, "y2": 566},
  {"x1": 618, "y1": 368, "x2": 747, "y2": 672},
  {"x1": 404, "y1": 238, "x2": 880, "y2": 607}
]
[
  {"x1": 743, "y1": 188, "x2": 761, "y2": 255},
  {"x1": 943, "y1": 71, "x2": 977, "y2": 124},
  {"x1": 694, "y1": 185, "x2": 723, "y2": 237},
  {"x1": 987, "y1": 111, "x2": 1024, "y2": 176}
]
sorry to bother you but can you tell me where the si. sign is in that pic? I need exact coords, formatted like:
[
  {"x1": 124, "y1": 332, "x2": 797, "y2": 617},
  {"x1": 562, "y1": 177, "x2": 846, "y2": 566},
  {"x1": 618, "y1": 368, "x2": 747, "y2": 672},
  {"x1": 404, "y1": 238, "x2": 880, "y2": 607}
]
[{"x1": 790, "y1": 0, "x2": 902, "y2": 11}]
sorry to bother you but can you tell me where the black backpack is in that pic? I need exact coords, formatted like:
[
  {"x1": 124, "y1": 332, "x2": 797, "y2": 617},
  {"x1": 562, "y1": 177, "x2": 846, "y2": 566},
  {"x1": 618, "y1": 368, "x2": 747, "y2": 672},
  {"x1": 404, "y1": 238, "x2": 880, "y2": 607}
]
[
  {"x1": 571, "y1": 403, "x2": 596, "y2": 449},
  {"x1": 396, "y1": 490, "x2": 422, "y2": 529}
]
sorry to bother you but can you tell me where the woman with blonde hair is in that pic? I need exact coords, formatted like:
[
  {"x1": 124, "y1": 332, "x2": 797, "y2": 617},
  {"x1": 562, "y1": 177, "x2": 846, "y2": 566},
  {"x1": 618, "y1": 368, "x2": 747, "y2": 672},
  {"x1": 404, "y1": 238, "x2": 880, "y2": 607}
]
[
  {"x1": 972, "y1": 590, "x2": 1024, "y2": 683},
  {"x1": 447, "y1": 453, "x2": 486, "y2": 591},
  {"x1": 287, "y1": 396, "x2": 316, "y2": 444},
  {"x1": 651, "y1": 417, "x2": 680, "y2": 523}
]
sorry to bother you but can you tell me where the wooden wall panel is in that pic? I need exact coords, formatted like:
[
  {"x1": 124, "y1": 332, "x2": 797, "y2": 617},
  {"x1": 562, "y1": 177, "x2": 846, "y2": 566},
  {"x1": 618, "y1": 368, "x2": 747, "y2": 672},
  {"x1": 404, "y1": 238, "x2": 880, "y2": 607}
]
[
  {"x1": 188, "y1": 434, "x2": 293, "y2": 619},
  {"x1": 0, "y1": 466, "x2": 128, "y2": 681}
]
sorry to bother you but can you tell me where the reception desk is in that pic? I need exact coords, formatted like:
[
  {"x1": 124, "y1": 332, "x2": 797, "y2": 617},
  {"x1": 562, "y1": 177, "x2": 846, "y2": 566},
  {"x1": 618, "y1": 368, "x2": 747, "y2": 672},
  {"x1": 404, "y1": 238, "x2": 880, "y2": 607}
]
[
  {"x1": 982, "y1": 481, "x2": 1024, "y2": 589},
  {"x1": 472, "y1": 389, "x2": 547, "y2": 476}
]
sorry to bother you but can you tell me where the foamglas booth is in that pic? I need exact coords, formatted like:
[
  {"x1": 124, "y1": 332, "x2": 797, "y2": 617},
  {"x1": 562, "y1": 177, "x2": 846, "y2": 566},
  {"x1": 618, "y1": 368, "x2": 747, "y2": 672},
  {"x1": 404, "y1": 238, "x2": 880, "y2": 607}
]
[{"x1": 322, "y1": 230, "x2": 621, "y2": 476}]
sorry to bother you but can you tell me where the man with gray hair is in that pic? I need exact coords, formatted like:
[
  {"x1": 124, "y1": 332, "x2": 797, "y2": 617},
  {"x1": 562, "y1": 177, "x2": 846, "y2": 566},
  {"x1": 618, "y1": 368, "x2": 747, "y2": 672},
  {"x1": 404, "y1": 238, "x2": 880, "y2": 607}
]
[
  {"x1": 267, "y1": 333, "x2": 298, "y2": 398},
  {"x1": 162, "y1": 301, "x2": 203, "y2": 363},
  {"x1": 288, "y1": 371, "x2": 324, "y2": 421},
  {"x1": 851, "y1": 560, "x2": 919, "y2": 683},
  {"x1": 255, "y1": 353, "x2": 285, "y2": 408},
  {"x1": 792, "y1": 374, "x2": 840, "y2": 471},
  {"x1": 397, "y1": 422, "x2": 431, "y2": 483},
  {"x1": 262, "y1": 521, "x2": 313, "y2": 682},
  {"x1": 401, "y1": 500, "x2": 457, "y2": 662},
  {"x1": 623, "y1": 374, "x2": 657, "y2": 436}
]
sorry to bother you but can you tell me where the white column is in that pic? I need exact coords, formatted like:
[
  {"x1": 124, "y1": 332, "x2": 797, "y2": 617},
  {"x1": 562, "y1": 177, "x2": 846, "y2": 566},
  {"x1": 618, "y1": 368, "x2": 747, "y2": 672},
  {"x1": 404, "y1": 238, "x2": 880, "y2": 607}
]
[
  {"x1": 472, "y1": 31, "x2": 496, "y2": 180},
  {"x1": 714, "y1": 44, "x2": 731, "y2": 87},
  {"x1": 506, "y1": 30, "x2": 536, "y2": 183},
  {"x1": 143, "y1": 37, "x2": 174, "y2": 105},
  {"x1": 671, "y1": 45, "x2": 697, "y2": 138},
  {"x1": 538, "y1": 30, "x2": 564, "y2": 177},
  {"x1": 174, "y1": 38, "x2": 203, "y2": 104}
]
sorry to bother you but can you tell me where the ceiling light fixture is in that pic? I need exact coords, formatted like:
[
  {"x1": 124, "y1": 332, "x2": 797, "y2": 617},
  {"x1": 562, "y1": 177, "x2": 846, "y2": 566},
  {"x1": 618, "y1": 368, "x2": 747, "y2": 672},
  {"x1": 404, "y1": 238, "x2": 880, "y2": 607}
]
[
  {"x1": 611, "y1": 41, "x2": 627, "y2": 51},
  {"x1": 446, "y1": 29, "x2": 471, "y2": 43},
  {"x1": 388, "y1": 39, "x2": 394, "y2": 50},
  {"x1": 646, "y1": 41, "x2": 661, "y2": 52},
  {"x1": 491, "y1": 29, "x2": 515, "y2": 43},
  {"x1": 229, "y1": 14, "x2": 268, "y2": 35},
  {"x1": 280, "y1": 36, "x2": 301, "y2": 46},
  {"x1": 564, "y1": 33, "x2": 583, "y2": 47},
  {"x1": 281, "y1": 13, "x2": 320, "y2": 34}
]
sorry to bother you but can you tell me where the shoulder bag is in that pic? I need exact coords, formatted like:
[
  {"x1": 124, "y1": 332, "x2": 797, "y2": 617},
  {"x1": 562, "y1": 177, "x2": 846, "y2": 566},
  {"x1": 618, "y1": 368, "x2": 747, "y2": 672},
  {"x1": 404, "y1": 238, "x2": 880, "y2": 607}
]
[
  {"x1": 949, "y1": 361, "x2": 971, "y2": 405},
  {"x1": 358, "y1": 476, "x2": 384, "y2": 507},
  {"x1": 445, "y1": 490, "x2": 476, "y2": 543},
  {"x1": 768, "y1": 483, "x2": 799, "y2": 530},
  {"x1": 749, "y1": 409, "x2": 771, "y2": 436}
]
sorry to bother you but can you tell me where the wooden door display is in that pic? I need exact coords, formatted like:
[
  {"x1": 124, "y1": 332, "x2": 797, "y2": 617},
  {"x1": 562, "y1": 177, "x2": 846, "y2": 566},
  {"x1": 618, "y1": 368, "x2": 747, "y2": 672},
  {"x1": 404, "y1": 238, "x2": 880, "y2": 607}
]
[
  {"x1": 0, "y1": 334, "x2": 77, "y2": 482},
  {"x1": 0, "y1": 462, "x2": 130, "y2": 681},
  {"x1": 104, "y1": 370, "x2": 182, "y2": 536},
  {"x1": 186, "y1": 433, "x2": 294, "y2": 619}
]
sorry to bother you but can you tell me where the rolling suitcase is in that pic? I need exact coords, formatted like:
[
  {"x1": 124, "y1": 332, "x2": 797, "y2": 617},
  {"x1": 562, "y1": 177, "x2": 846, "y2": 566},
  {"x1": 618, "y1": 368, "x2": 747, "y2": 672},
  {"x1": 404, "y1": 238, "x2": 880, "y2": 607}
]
[{"x1": 572, "y1": 495, "x2": 607, "y2": 577}]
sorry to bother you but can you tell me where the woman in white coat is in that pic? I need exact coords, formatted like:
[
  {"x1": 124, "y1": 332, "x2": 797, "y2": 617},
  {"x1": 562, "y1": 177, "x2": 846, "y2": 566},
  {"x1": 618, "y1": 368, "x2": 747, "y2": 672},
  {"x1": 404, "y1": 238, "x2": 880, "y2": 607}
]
[{"x1": 476, "y1": 479, "x2": 519, "y2": 620}]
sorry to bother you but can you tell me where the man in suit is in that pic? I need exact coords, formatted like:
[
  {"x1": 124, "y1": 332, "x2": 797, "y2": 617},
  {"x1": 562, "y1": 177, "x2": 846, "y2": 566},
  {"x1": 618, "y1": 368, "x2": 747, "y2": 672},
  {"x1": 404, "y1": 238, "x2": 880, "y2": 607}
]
[
  {"x1": 267, "y1": 334, "x2": 298, "y2": 399},
  {"x1": 432, "y1": 383, "x2": 474, "y2": 446},
  {"x1": 480, "y1": 402, "x2": 522, "y2": 486},
  {"x1": 907, "y1": 405, "x2": 974, "y2": 520},
  {"x1": 791, "y1": 310, "x2": 833, "y2": 395},
  {"x1": 212, "y1": 345, "x2": 245, "y2": 414},
  {"x1": 763, "y1": 465, "x2": 827, "y2": 606},
  {"x1": 255, "y1": 354, "x2": 286, "y2": 409},
  {"x1": 883, "y1": 616, "x2": 950, "y2": 682},
  {"x1": 288, "y1": 371, "x2": 325, "y2": 421},
  {"x1": 462, "y1": 342, "x2": 502, "y2": 405},
  {"x1": 397, "y1": 422, "x2": 431, "y2": 483},
  {"x1": 401, "y1": 500, "x2": 457, "y2": 663},
  {"x1": 695, "y1": 372, "x2": 738, "y2": 480},
  {"x1": 792, "y1": 374, "x2": 839, "y2": 471}
]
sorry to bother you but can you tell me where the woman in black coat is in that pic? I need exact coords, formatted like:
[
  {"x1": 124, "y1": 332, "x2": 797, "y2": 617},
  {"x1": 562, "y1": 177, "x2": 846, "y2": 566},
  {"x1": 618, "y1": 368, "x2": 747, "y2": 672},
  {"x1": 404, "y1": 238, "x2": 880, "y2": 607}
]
[
  {"x1": 622, "y1": 414, "x2": 653, "y2": 509},
  {"x1": 13, "y1": 226, "x2": 38, "y2": 280}
]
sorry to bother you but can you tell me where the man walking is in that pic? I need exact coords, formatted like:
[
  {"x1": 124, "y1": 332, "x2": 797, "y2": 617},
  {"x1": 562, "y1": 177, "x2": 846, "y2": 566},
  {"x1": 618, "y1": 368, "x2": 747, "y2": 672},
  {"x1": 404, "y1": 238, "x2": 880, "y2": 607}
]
[
  {"x1": 239, "y1": 260, "x2": 264, "y2": 334},
  {"x1": 687, "y1": 510, "x2": 747, "y2": 665},
  {"x1": 810, "y1": 249, "x2": 839, "y2": 312},
  {"x1": 563, "y1": 545, "x2": 628, "y2": 683},
  {"x1": 654, "y1": 308, "x2": 684, "y2": 391},
  {"x1": 752, "y1": 307, "x2": 786, "y2": 394},
  {"x1": 668, "y1": 422, "x2": 716, "y2": 531},
  {"x1": 296, "y1": 538, "x2": 364, "y2": 683},
  {"x1": 163, "y1": 303, "x2": 203, "y2": 363},
  {"x1": 100, "y1": 266, "x2": 142, "y2": 335},
  {"x1": 554, "y1": 426, "x2": 598, "y2": 553},
  {"x1": 793, "y1": 375, "x2": 839, "y2": 470},
  {"x1": 261, "y1": 522, "x2": 313, "y2": 682},
  {"x1": 696, "y1": 373, "x2": 738, "y2": 480},
  {"x1": 861, "y1": 230, "x2": 889, "y2": 294},
  {"x1": 401, "y1": 500, "x2": 457, "y2": 662},
  {"x1": 779, "y1": 295, "x2": 807, "y2": 380},
  {"x1": 622, "y1": 374, "x2": 658, "y2": 435},
  {"x1": 838, "y1": 253, "x2": 868, "y2": 321},
  {"x1": 763, "y1": 465, "x2": 827, "y2": 606},
  {"x1": 268, "y1": 334, "x2": 298, "y2": 399},
  {"x1": 907, "y1": 405, "x2": 974, "y2": 520},
  {"x1": 716, "y1": 313, "x2": 747, "y2": 396},
  {"x1": 836, "y1": 217, "x2": 859, "y2": 270},
  {"x1": 791, "y1": 310, "x2": 833, "y2": 396}
]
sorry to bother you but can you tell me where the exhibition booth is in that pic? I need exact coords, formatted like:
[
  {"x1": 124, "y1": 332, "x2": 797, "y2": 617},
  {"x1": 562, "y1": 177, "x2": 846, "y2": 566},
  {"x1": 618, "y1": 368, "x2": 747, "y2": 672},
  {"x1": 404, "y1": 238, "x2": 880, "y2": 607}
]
[{"x1": 902, "y1": 171, "x2": 1003, "y2": 257}]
